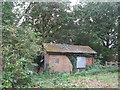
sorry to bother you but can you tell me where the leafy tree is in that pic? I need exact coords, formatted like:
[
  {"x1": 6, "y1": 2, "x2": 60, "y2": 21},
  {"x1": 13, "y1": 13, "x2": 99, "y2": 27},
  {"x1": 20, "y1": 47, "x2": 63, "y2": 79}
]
[
  {"x1": 72, "y1": 2, "x2": 118, "y2": 62},
  {"x1": 117, "y1": 2, "x2": 120, "y2": 62},
  {"x1": 2, "y1": 2, "x2": 16, "y2": 25},
  {"x1": 21, "y1": 2, "x2": 74, "y2": 43},
  {"x1": 2, "y1": 2, "x2": 41, "y2": 88},
  {"x1": 21, "y1": 2, "x2": 118, "y2": 62}
]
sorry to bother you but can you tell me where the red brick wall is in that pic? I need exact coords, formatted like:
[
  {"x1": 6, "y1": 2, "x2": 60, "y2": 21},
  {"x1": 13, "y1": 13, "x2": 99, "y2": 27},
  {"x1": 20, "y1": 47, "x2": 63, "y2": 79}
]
[
  {"x1": 45, "y1": 54, "x2": 73, "y2": 73},
  {"x1": 44, "y1": 54, "x2": 94, "y2": 73},
  {"x1": 86, "y1": 57, "x2": 94, "y2": 65}
]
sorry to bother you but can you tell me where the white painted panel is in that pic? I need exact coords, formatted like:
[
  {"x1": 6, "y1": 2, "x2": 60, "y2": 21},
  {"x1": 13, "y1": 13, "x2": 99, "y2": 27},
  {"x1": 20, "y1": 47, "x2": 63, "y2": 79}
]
[{"x1": 76, "y1": 57, "x2": 86, "y2": 68}]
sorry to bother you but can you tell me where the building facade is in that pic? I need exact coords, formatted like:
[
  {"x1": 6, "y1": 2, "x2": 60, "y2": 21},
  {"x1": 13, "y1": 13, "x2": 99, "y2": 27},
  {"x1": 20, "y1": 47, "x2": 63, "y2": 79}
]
[{"x1": 40, "y1": 43, "x2": 97, "y2": 73}]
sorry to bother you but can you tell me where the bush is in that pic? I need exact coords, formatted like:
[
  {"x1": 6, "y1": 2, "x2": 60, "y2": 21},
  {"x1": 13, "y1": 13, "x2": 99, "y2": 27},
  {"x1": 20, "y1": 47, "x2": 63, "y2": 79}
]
[
  {"x1": 67, "y1": 55, "x2": 77, "y2": 72},
  {"x1": 74, "y1": 60, "x2": 119, "y2": 76},
  {"x1": 2, "y1": 25, "x2": 40, "y2": 88}
]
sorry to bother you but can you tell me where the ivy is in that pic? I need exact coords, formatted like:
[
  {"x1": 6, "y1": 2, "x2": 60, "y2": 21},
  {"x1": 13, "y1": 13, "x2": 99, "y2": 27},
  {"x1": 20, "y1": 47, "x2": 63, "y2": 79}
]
[{"x1": 2, "y1": 25, "x2": 41, "y2": 88}]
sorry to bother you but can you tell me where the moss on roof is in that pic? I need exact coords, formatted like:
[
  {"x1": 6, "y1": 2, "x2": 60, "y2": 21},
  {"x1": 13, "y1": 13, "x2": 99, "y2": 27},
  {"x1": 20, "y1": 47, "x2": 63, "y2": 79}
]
[{"x1": 42, "y1": 43, "x2": 97, "y2": 54}]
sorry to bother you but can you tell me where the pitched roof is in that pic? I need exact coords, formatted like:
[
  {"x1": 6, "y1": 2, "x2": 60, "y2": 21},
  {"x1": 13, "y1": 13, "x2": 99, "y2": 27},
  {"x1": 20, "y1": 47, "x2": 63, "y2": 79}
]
[{"x1": 42, "y1": 43, "x2": 97, "y2": 54}]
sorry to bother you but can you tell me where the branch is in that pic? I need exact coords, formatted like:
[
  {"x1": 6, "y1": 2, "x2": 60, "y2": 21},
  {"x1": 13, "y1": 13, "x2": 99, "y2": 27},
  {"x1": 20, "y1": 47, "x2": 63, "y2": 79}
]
[{"x1": 17, "y1": 2, "x2": 34, "y2": 26}]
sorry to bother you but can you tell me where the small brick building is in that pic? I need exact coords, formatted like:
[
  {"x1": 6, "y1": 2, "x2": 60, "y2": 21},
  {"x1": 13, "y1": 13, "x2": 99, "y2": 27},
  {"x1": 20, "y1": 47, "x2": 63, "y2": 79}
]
[{"x1": 40, "y1": 43, "x2": 97, "y2": 73}]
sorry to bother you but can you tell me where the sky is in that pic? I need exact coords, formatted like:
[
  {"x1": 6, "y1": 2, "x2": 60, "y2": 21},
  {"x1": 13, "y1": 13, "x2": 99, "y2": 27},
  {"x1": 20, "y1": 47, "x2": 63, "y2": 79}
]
[{"x1": 69, "y1": 0, "x2": 79, "y2": 6}]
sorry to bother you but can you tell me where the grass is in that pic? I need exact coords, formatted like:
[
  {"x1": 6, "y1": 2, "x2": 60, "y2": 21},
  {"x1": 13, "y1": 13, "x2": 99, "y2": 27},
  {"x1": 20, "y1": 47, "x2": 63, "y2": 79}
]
[
  {"x1": 68, "y1": 72, "x2": 118, "y2": 88},
  {"x1": 30, "y1": 65, "x2": 119, "y2": 88}
]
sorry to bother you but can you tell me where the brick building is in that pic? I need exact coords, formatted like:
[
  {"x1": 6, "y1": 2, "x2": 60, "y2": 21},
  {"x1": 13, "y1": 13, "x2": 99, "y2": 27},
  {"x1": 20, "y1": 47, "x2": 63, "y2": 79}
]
[{"x1": 39, "y1": 43, "x2": 97, "y2": 73}]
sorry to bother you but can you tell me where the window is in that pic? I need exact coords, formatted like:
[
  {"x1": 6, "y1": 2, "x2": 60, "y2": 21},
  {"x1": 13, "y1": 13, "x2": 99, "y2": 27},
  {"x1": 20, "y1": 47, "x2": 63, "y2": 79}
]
[
  {"x1": 76, "y1": 57, "x2": 86, "y2": 68},
  {"x1": 54, "y1": 58, "x2": 59, "y2": 63}
]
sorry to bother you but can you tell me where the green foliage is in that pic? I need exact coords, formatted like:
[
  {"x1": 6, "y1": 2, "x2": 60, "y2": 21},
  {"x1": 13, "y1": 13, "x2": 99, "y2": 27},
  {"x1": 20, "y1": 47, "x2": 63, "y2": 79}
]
[
  {"x1": 29, "y1": 63, "x2": 118, "y2": 88},
  {"x1": 9, "y1": 2, "x2": 118, "y2": 62},
  {"x1": 0, "y1": 74, "x2": 3, "y2": 89},
  {"x1": 2, "y1": 58, "x2": 33, "y2": 88},
  {"x1": 1, "y1": 2, "x2": 119, "y2": 88},
  {"x1": 23, "y1": 2, "x2": 74, "y2": 43},
  {"x1": 2, "y1": 2, "x2": 17, "y2": 25},
  {"x1": 73, "y1": 2, "x2": 118, "y2": 62},
  {"x1": 30, "y1": 72, "x2": 71, "y2": 88},
  {"x1": 67, "y1": 55, "x2": 77, "y2": 72},
  {"x1": 74, "y1": 61, "x2": 119, "y2": 76},
  {"x1": 2, "y1": 25, "x2": 40, "y2": 88}
]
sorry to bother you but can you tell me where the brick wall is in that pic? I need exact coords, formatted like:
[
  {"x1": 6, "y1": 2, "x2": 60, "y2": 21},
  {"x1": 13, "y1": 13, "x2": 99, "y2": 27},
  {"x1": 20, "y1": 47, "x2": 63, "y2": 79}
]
[
  {"x1": 44, "y1": 54, "x2": 94, "y2": 73},
  {"x1": 86, "y1": 57, "x2": 94, "y2": 65},
  {"x1": 46, "y1": 54, "x2": 73, "y2": 73}
]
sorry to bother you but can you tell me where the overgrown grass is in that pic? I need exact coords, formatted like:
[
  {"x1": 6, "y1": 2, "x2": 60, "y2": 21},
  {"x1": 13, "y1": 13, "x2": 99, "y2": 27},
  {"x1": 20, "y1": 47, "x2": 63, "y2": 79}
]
[
  {"x1": 29, "y1": 63, "x2": 119, "y2": 88},
  {"x1": 74, "y1": 65, "x2": 119, "y2": 76}
]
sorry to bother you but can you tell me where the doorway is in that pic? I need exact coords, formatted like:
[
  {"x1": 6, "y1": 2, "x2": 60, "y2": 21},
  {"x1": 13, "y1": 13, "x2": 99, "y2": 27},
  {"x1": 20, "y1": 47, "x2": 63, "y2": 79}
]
[{"x1": 35, "y1": 55, "x2": 44, "y2": 73}]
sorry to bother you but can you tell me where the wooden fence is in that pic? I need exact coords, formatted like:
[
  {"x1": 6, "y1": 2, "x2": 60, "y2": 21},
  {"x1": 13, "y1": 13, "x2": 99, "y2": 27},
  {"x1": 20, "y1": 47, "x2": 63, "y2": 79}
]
[{"x1": 105, "y1": 61, "x2": 119, "y2": 67}]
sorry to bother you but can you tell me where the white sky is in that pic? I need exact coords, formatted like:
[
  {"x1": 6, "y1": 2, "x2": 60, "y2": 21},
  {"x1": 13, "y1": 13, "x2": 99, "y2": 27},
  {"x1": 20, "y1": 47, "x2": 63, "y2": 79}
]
[{"x1": 69, "y1": 0, "x2": 79, "y2": 6}]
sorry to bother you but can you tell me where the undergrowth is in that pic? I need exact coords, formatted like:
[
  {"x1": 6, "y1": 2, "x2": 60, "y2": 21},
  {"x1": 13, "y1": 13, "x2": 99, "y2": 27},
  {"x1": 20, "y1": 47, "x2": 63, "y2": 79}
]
[{"x1": 29, "y1": 62, "x2": 119, "y2": 88}]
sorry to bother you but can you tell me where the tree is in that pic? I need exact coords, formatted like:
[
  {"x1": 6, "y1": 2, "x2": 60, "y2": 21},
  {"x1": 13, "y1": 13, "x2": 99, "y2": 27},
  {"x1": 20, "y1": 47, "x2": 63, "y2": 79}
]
[
  {"x1": 2, "y1": 2, "x2": 17, "y2": 25},
  {"x1": 117, "y1": 2, "x2": 120, "y2": 62},
  {"x1": 2, "y1": 2, "x2": 41, "y2": 88},
  {"x1": 20, "y1": 2, "x2": 74, "y2": 43},
  {"x1": 73, "y1": 2, "x2": 118, "y2": 62}
]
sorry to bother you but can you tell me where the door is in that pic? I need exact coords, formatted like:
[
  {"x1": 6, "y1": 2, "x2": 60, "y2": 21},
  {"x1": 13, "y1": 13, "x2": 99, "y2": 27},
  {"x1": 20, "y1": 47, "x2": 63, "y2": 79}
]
[{"x1": 77, "y1": 57, "x2": 86, "y2": 68}]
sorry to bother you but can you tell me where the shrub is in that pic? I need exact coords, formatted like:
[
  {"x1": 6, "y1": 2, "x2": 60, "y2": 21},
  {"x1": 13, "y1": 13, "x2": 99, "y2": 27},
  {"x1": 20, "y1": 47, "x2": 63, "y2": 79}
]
[
  {"x1": 74, "y1": 60, "x2": 119, "y2": 76},
  {"x1": 2, "y1": 25, "x2": 40, "y2": 88},
  {"x1": 67, "y1": 55, "x2": 77, "y2": 72}
]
